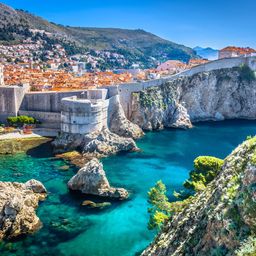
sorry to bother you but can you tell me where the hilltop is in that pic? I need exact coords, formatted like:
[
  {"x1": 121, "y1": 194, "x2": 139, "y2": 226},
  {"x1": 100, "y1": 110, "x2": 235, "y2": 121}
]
[
  {"x1": 0, "y1": 3, "x2": 198, "y2": 69},
  {"x1": 194, "y1": 46, "x2": 219, "y2": 60}
]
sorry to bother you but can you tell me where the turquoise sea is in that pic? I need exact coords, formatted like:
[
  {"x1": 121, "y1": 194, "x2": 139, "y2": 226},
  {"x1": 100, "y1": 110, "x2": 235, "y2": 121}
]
[{"x1": 0, "y1": 120, "x2": 256, "y2": 256}]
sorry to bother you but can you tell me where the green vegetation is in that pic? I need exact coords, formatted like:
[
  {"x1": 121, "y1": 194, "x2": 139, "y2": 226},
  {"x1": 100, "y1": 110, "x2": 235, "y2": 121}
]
[
  {"x1": 7, "y1": 115, "x2": 39, "y2": 127},
  {"x1": 147, "y1": 156, "x2": 224, "y2": 230},
  {"x1": 184, "y1": 156, "x2": 224, "y2": 192},
  {"x1": 235, "y1": 236, "x2": 256, "y2": 256},
  {"x1": 238, "y1": 64, "x2": 256, "y2": 83},
  {"x1": 0, "y1": 3, "x2": 198, "y2": 69},
  {"x1": 147, "y1": 181, "x2": 171, "y2": 230},
  {"x1": 147, "y1": 180, "x2": 193, "y2": 230}
]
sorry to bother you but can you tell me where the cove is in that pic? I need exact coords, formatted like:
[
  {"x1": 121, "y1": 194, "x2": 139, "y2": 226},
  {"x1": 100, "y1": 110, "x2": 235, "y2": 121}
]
[{"x1": 0, "y1": 120, "x2": 256, "y2": 256}]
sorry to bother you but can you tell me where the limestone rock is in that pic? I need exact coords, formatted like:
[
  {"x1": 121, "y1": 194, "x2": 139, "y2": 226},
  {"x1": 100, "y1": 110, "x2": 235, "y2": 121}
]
[
  {"x1": 25, "y1": 179, "x2": 47, "y2": 194},
  {"x1": 82, "y1": 127, "x2": 138, "y2": 157},
  {"x1": 52, "y1": 133, "x2": 84, "y2": 154},
  {"x1": 68, "y1": 158, "x2": 129, "y2": 200},
  {"x1": 53, "y1": 128, "x2": 138, "y2": 157},
  {"x1": 81, "y1": 200, "x2": 111, "y2": 209},
  {"x1": 142, "y1": 137, "x2": 256, "y2": 256},
  {"x1": 0, "y1": 180, "x2": 47, "y2": 240},
  {"x1": 108, "y1": 95, "x2": 144, "y2": 139},
  {"x1": 131, "y1": 67, "x2": 256, "y2": 130}
]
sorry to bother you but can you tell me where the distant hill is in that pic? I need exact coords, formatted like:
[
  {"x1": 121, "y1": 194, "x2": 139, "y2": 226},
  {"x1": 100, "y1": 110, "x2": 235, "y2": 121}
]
[
  {"x1": 0, "y1": 3, "x2": 198, "y2": 69},
  {"x1": 194, "y1": 46, "x2": 219, "y2": 60}
]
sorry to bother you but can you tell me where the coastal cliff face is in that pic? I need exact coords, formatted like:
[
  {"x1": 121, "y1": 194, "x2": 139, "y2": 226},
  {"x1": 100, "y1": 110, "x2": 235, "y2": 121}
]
[
  {"x1": 131, "y1": 66, "x2": 256, "y2": 130},
  {"x1": 0, "y1": 179, "x2": 47, "y2": 240},
  {"x1": 142, "y1": 137, "x2": 256, "y2": 256}
]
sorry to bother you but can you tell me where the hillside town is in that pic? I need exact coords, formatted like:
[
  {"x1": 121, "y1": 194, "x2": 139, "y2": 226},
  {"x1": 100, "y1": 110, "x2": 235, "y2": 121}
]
[{"x1": 0, "y1": 42, "x2": 255, "y2": 92}]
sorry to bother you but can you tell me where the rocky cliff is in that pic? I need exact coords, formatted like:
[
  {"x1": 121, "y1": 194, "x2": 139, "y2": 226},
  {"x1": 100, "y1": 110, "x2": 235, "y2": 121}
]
[
  {"x1": 131, "y1": 66, "x2": 256, "y2": 130},
  {"x1": 142, "y1": 137, "x2": 256, "y2": 255},
  {"x1": 0, "y1": 179, "x2": 47, "y2": 240}
]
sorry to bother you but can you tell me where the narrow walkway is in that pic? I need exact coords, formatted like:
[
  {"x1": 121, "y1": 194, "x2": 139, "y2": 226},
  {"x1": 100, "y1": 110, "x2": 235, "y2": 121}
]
[{"x1": 0, "y1": 128, "x2": 59, "y2": 140}]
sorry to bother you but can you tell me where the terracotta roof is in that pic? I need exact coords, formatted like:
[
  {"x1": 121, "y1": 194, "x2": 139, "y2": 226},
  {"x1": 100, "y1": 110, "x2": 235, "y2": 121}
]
[{"x1": 220, "y1": 46, "x2": 256, "y2": 54}]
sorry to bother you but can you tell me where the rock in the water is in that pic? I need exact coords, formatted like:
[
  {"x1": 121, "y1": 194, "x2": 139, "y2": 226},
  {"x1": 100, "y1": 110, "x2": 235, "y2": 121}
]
[
  {"x1": 25, "y1": 179, "x2": 47, "y2": 194},
  {"x1": 0, "y1": 180, "x2": 47, "y2": 240},
  {"x1": 68, "y1": 158, "x2": 129, "y2": 200},
  {"x1": 81, "y1": 200, "x2": 111, "y2": 209},
  {"x1": 82, "y1": 127, "x2": 138, "y2": 157},
  {"x1": 53, "y1": 128, "x2": 138, "y2": 157}
]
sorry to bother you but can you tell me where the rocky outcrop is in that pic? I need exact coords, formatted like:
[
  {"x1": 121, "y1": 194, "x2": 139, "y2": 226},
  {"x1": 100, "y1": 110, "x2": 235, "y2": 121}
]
[
  {"x1": 0, "y1": 179, "x2": 47, "y2": 240},
  {"x1": 108, "y1": 95, "x2": 144, "y2": 139},
  {"x1": 68, "y1": 158, "x2": 129, "y2": 200},
  {"x1": 82, "y1": 127, "x2": 138, "y2": 157},
  {"x1": 142, "y1": 137, "x2": 256, "y2": 256},
  {"x1": 131, "y1": 66, "x2": 256, "y2": 130},
  {"x1": 53, "y1": 127, "x2": 138, "y2": 157}
]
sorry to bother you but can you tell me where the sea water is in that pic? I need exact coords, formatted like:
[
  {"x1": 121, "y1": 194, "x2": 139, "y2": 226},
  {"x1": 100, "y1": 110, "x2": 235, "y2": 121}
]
[{"x1": 0, "y1": 120, "x2": 255, "y2": 256}]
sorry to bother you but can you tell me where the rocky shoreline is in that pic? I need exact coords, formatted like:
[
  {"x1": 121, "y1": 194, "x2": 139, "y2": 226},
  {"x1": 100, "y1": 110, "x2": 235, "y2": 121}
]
[
  {"x1": 0, "y1": 179, "x2": 47, "y2": 240},
  {"x1": 1, "y1": 66, "x2": 256, "y2": 247}
]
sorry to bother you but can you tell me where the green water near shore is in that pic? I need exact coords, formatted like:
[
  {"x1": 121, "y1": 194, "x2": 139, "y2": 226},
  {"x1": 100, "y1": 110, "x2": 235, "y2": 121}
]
[{"x1": 0, "y1": 120, "x2": 256, "y2": 256}]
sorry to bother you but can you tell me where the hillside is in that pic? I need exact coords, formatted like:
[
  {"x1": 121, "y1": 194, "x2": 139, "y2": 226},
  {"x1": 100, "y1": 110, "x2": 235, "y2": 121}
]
[
  {"x1": 194, "y1": 46, "x2": 219, "y2": 60},
  {"x1": 0, "y1": 3, "x2": 198, "y2": 69},
  {"x1": 142, "y1": 137, "x2": 256, "y2": 255}
]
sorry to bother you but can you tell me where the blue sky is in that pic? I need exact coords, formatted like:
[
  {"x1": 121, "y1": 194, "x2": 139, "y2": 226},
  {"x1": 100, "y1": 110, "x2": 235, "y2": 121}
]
[{"x1": 2, "y1": 0, "x2": 256, "y2": 49}]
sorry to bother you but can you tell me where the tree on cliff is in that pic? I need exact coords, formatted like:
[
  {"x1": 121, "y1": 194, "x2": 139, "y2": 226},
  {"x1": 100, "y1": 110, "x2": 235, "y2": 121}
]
[{"x1": 147, "y1": 156, "x2": 224, "y2": 230}]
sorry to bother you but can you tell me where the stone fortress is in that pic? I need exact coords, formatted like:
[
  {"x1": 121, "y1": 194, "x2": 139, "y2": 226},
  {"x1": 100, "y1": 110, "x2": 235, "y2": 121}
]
[{"x1": 0, "y1": 56, "x2": 256, "y2": 135}]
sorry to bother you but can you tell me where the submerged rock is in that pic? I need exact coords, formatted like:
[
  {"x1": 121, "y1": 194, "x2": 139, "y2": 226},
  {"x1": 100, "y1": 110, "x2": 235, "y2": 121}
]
[
  {"x1": 0, "y1": 179, "x2": 47, "y2": 240},
  {"x1": 68, "y1": 158, "x2": 129, "y2": 200},
  {"x1": 81, "y1": 200, "x2": 111, "y2": 209},
  {"x1": 142, "y1": 137, "x2": 256, "y2": 255}
]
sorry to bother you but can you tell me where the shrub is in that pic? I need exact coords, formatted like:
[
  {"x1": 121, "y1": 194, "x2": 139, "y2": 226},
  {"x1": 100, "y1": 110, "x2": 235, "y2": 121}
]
[
  {"x1": 147, "y1": 180, "x2": 171, "y2": 230},
  {"x1": 184, "y1": 156, "x2": 224, "y2": 192},
  {"x1": 238, "y1": 64, "x2": 256, "y2": 83},
  {"x1": 235, "y1": 236, "x2": 256, "y2": 256},
  {"x1": 7, "y1": 115, "x2": 38, "y2": 127}
]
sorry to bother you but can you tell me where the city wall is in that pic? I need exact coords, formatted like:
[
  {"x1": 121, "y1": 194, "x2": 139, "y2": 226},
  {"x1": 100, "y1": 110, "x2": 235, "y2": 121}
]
[
  {"x1": 1, "y1": 56, "x2": 256, "y2": 130},
  {"x1": 107, "y1": 56, "x2": 256, "y2": 118},
  {"x1": 0, "y1": 85, "x2": 29, "y2": 123}
]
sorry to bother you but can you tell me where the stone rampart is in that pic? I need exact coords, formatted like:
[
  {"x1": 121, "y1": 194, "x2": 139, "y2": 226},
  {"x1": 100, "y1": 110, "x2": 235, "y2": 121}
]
[
  {"x1": 19, "y1": 110, "x2": 61, "y2": 129},
  {"x1": 61, "y1": 94, "x2": 109, "y2": 134},
  {"x1": 1, "y1": 56, "x2": 256, "y2": 129},
  {"x1": 113, "y1": 56, "x2": 256, "y2": 118},
  {"x1": 0, "y1": 85, "x2": 29, "y2": 123}
]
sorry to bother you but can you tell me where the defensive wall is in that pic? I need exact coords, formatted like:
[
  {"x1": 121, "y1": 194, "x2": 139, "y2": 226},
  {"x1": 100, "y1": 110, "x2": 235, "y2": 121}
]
[
  {"x1": 1, "y1": 56, "x2": 256, "y2": 131},
  {"x1": 107, "y1": 56, "x2": 256, "y2": 118},
  {"x1": 0, "y1": 84, "x2": 29, "y2": 123}
]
